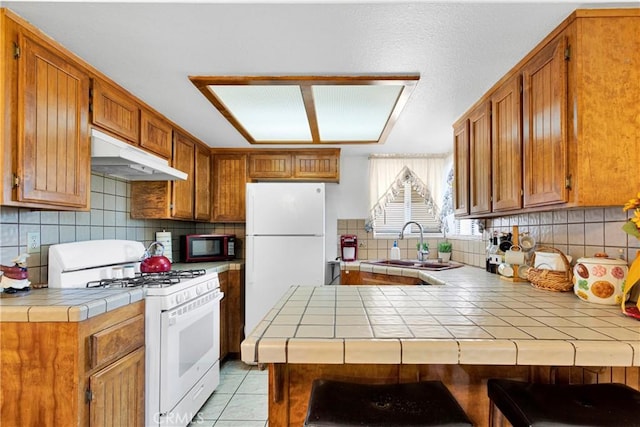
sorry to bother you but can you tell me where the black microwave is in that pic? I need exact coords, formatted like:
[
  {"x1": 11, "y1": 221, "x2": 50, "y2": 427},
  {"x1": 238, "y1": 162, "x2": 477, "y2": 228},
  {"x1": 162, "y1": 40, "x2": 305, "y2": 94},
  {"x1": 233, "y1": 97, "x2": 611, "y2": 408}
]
[{"x1": 180, "y1": 234, "x2": 236, "y2": 262}]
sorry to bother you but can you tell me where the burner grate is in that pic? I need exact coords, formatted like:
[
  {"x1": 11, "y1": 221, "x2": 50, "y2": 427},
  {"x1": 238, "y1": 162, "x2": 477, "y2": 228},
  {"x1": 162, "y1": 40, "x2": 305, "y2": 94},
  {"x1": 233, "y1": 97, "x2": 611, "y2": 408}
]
[{"x1": 86, "y1": 269, "x2": 207, "y2": 288}]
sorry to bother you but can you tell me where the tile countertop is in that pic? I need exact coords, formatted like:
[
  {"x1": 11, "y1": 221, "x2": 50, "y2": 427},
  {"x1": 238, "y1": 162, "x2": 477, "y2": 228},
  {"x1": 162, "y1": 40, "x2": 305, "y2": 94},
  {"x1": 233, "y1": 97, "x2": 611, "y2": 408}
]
[
  {"x1": 241, "y1": 265, "x2": 640, "y2": 367},
  {"x1": 0, "y1": 260, "x2": 244, "y2": 323}
]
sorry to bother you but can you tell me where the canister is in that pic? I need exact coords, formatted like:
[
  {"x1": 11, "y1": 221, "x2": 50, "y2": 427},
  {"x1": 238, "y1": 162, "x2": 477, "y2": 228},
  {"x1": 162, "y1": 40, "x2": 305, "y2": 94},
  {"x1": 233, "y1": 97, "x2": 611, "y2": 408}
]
[{"x1": 573, "y1": 254, "x2": 628, "y2": 305}]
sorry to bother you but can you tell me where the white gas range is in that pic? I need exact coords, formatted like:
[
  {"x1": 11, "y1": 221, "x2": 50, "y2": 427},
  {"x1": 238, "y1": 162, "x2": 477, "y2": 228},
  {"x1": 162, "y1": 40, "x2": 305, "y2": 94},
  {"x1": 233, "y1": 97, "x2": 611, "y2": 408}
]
[{"x1": 48, "y1": 239, "x2": 223, "y2": 427}]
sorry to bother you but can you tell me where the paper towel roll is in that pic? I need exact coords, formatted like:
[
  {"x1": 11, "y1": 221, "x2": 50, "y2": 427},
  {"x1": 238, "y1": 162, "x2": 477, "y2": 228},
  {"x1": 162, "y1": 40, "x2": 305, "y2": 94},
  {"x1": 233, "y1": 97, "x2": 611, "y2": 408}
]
[{"x1": 155, "y1": 231, "x2": 172, "y2": 262}]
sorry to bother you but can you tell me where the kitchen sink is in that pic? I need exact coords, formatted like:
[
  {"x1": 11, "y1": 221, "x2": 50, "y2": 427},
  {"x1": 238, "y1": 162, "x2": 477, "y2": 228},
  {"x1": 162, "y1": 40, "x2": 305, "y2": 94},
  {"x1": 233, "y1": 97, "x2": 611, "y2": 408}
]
[{"x1": 365, "y1": 259, "x2": 463, "y2": 271}]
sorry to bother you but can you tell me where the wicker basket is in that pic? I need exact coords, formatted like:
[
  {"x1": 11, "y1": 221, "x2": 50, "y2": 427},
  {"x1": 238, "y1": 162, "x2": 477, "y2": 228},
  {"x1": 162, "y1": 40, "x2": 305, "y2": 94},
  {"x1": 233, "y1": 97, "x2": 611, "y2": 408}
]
[{"x1": 527, "y1": 246, "x2": 573, "y2": 292}]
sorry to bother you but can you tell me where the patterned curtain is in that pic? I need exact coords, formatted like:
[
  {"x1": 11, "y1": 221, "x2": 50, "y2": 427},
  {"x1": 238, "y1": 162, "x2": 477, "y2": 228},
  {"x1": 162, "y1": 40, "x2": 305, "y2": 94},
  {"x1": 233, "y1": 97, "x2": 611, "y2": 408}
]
[{"x1": 366, "y1": 155, "x2": 447, "y2": 230}]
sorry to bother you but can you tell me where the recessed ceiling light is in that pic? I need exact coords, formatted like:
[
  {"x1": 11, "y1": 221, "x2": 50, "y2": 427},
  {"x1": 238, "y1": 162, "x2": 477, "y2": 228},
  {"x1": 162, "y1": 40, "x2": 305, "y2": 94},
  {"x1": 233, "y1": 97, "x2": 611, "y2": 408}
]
[{"x1": 189, "y1": 75, "x2": 419, "y2": 145}]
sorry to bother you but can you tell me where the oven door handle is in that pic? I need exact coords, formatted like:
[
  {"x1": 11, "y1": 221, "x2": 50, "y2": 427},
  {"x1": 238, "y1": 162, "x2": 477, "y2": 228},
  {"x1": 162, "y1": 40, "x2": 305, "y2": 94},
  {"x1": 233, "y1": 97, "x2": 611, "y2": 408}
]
[{"x1": 165, "y1": 290, "x2": 222, "y2": 327}]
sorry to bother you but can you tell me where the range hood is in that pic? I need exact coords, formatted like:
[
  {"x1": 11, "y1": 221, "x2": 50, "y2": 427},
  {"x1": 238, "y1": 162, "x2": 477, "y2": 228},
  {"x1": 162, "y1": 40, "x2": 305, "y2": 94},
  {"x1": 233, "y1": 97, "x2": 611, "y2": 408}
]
[{"x1": 90, "y1": 129, "x2": 187, "y2": 181}]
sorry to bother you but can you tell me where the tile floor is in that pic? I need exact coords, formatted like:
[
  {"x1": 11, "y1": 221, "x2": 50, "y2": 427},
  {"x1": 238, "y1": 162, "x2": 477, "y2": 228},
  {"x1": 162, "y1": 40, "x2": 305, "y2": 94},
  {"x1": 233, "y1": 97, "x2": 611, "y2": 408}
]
[{"x1": 190, "y1": 359, "x2": 269, "y2": 426}]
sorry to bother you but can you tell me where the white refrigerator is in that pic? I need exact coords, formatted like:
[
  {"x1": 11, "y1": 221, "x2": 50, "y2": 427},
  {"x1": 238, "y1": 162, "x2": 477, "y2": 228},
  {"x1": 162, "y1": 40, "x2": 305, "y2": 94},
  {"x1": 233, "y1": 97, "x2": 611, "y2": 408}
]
[{"x1": 245, "y1": 182, "x2": 326, "y2": 336}]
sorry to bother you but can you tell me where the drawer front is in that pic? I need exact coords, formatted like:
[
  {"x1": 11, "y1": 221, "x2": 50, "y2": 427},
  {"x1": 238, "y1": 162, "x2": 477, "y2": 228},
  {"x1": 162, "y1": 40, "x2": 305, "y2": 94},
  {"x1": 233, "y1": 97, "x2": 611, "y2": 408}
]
[{"x1": 91, "y1": 314, "x2": 145, "y2": 369}]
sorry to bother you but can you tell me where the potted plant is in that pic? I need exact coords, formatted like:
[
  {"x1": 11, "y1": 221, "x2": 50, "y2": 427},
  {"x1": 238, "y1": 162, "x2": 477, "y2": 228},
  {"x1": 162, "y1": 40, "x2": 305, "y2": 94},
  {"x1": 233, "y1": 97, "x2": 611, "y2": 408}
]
[{"x1": 438, "y1": 241, "x2": 452, "y2": 262}]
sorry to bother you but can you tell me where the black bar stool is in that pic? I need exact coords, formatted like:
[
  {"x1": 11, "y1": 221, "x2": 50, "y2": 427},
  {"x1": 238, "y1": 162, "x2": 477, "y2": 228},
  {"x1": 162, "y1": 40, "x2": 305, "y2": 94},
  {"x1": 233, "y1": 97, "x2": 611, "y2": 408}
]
[
  {"x1": 487, "y1": 378, "x2": 640, "y2": 427},
  {"x1": 304, "y1": 379, "x2": 474, "y2": 427}
]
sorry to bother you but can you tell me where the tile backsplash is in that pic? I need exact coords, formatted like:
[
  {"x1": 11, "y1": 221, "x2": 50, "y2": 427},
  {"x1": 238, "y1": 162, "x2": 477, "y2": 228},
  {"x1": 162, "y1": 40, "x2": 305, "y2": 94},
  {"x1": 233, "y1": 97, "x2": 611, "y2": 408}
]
[
  {"x1": 0, "y1": 173, "x2": 245, "y2": 286},
  {"x1": 3, "y1": 172, "x2": 637, "y2": 287},
  {"x1": 338, "y1": 207, "x2": 640, "y2": 268}
]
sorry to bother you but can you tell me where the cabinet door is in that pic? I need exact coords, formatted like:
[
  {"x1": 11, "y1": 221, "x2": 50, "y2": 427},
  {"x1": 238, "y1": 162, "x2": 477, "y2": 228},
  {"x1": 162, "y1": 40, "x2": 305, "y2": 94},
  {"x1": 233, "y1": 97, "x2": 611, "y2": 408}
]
[
  {"x1": 227, "y1": 269, "x2": 245, "y2": 353},
  {"x1": 452, "y1": 119, "x2": 470, "y2": 216},
  {"x1": 340, "y1": 270, "x2": 362, "y2": 285},
  {"x1": 140, "y1": 109, "x2": 172, "y2": 159},
  {"x1": 91, "y1": 79, "x2": 140, "y2": 143},
  {"x1": 171, "y1": 132, "x2": 195, "y2": 219},
  {"x1": 212, "y1": 154, "x2": 247, "y2": 222},
  {"x1": 194, "y1": 144, "x2": 212, "y2": 222},
  {"x1": 468, "y1": 101, "x2": 492, "y2": 215},
  {"x1": 18, "y1": 33, "x2": 90, "y2": 209},
  {"x1": 218, "y1": 271, "x2": 229, "y2": 360},
  {"x1": 293, "y1": 152, "x2": 340, "y2": 181},
  {"x1": 491, "y1": 75, "x2": 522, "y2": 212},
  {"x1": 249, "y1": 153, "x2": 292, "y2": 179},
  {"x1": 89, "y1": 347, "x2": 145, "y2": 427},
  {"x1": 522, "y1": 33, "x2": 568, "y2": 207}
]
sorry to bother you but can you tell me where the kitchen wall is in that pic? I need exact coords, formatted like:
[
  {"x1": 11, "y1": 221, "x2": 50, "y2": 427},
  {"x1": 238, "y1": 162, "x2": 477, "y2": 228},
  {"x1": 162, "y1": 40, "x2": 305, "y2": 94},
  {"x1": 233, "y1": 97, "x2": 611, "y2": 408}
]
[
  {"x1": 0, "y1": 173, "x2": 245, "y2": 286},
  {"x1": 333, "y1": 155, "x2": 640, "y2": 267},
  {"x1": 337, "y1": 206, "x2": 640, "y2": 267},
  {"x1": 3, "y1": 156, "x2": 637, "y2": 286}
]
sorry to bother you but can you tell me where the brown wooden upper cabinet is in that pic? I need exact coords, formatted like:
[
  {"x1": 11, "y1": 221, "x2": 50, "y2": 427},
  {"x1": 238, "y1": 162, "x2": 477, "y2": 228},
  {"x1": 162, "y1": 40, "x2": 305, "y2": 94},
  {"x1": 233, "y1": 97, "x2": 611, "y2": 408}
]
[
  {"x1": 452, "y1": 119, "x2": 470, "y2": 216},
  {"x1": 194, "y1": 144, "x2": 212, "y2": 222},
  {"x1": 140, "y1": 108, "x2": 172, "y2": 159},
  {"x1": 212, "y1": 153, "x2": 247, "y2": 222},
  {"x1": 522, "y1": 33, "x2": 568, "y2": 208},
  {"x1": 91, "y1": 79, "x2": 173, "y2": 161},
  {"x1": 249, "y1": 153, "x2": 293, "y2": 179},
  {"x1": 2, "y1": 14, "x2": 91, "y2": 210},
  {"x1": 248, "y1": 149, "x2": 340, "y2": 182},
  {"x1": 454, "y1": 9, "x2": 640, "y2": 217},
  {"x1": 491, "y1": 74, "x2": 522, "y2": 212},
  {"x1": 293, "y1": 151, "x2": 340, "y2": 181},
  {"x1": 468, "y1": 101, "x2": 492, "y2": 216},
  {"x1": 170, "y1": 132, "x2": 196, "y2": 219},
  {"x1": 130, "y1": 132, "x2": 208, "y2": 221},
  {"x1": 91, "y1": 78, "x2": 140, "y2": 143}
]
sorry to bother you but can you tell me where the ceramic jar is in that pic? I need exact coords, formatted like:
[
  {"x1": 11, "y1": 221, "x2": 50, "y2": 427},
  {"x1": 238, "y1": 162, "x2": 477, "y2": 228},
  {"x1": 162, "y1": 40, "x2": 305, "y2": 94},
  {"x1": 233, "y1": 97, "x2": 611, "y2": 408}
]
[{"x1": 573, "y1": 254, "x2": 628, "y2": 305}]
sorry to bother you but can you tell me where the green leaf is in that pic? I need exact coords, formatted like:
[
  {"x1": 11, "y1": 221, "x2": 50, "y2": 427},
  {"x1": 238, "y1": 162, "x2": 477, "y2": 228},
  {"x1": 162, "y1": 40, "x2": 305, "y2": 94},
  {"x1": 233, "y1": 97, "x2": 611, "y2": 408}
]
[
  {"x1": 622, "y1": 220, "x2": 640, "y2": 238},
  {"x1": 578, "y1": 280, "x2": 589, "y2": 290}
]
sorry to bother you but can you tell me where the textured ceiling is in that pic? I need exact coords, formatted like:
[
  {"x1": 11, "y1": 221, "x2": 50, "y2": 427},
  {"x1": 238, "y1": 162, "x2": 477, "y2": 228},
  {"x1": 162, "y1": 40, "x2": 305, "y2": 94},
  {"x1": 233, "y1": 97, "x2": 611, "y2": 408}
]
[{"x1": 2, "y1": 1, "x2": 637, "y2": 156}]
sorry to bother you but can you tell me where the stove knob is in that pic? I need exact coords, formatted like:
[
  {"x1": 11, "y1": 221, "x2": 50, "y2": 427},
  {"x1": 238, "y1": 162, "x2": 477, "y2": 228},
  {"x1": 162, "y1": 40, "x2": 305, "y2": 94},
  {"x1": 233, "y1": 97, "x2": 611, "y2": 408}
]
[
  {"x1": 196, "y1": 286, "x2": 203, "y2": 295},
  {"x1": 207, "y1": 281, "x2": 214, "y2": 290},
  {"x1": 176, "y1": 293, "x2": 183, "y2": 304}
]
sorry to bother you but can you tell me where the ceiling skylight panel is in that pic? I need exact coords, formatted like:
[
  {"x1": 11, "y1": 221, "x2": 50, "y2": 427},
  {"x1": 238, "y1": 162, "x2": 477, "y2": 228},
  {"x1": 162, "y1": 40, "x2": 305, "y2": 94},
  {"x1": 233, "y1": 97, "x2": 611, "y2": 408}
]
[
  {"x1": 192, "y1": 75, "x2": 419, "y2": 144},
  {"x1": 312, "y1": 85, "x2": 403, "y2": 141},
  {"x1": 207, "y1": 85, "x2": 312, "y2": 141}
]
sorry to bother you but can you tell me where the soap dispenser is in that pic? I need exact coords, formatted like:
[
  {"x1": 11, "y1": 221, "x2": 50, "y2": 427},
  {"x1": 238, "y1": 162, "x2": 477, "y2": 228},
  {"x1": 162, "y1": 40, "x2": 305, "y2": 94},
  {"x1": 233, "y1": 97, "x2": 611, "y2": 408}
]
[{"x1": 390, "y1": 241, "x2": 401, "y2": 260}]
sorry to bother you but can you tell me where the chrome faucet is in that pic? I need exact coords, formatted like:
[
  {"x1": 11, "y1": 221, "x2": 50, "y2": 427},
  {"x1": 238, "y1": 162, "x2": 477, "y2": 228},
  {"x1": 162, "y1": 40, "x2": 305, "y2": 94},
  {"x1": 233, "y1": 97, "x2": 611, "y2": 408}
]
[{"x1": 399, "y1": 221, "x2": 428, "y2": 261}]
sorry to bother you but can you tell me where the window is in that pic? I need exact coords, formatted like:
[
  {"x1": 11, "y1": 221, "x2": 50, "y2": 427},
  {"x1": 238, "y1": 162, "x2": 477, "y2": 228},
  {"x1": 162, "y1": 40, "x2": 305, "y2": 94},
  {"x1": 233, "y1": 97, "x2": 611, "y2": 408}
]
[
  {"x1": 442, "y1": 213, "x2": 483, "y2": 238},
  {"x1": 372, "y1": 181, "x2": 441, "y2": 237},
  {"x1": 440, "y1": 167, "x2": 483, "y2": 238},
  {"x1": 368, "y1": 157, "x2": 446, "y2": 238}
]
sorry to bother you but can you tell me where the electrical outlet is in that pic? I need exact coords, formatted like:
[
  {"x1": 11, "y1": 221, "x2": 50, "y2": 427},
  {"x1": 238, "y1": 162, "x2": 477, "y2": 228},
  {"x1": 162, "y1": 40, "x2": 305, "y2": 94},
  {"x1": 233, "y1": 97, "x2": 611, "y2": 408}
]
[{"x1": 27, "y1": 232, "x2": 40, "y2": 254}]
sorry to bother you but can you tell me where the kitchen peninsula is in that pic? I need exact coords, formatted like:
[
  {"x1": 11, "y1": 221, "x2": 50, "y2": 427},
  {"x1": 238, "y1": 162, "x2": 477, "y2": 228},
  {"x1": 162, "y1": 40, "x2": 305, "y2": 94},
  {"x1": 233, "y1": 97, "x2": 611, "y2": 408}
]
[{"x1": 241, "y1": 266, "x2": 640, "y2": 427}]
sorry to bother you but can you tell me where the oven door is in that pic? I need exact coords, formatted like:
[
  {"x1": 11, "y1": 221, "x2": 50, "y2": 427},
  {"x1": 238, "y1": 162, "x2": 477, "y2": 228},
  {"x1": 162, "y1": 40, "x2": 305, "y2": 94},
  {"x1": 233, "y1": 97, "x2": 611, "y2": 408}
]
[{"x1": 159, "y1": 289, "x2": 222, "y2": 414}]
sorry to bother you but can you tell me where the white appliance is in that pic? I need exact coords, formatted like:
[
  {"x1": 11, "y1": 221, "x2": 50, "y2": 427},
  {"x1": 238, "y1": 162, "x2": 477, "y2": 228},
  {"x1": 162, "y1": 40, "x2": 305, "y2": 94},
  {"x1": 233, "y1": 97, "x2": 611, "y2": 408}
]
[
  {"x1": 245, "y1": 182, "x2": 326, "y2": 336},
  {"x1": 90, "y1": 128, "x2": 188, "y2": 181},
  {"x1": 48, "y1": 240, "x2": 222, "y2": 427}
]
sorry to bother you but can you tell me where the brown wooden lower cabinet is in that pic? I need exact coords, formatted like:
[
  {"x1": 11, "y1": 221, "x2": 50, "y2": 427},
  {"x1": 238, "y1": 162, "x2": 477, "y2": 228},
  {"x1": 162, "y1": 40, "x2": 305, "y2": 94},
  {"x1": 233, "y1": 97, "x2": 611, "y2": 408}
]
[
  {"x1": 89, "y1": 347, "x2": 145, "y2": 427},
  {"x1": 340, "y1": 270, "x2": 423, "y2": 285},
  {"x1": 227, "y1": 268, "x2": 245, "y2": 355},
  {"x1": 340, "y1": 269, "x2": 361, "y2": 285},
  {"x1": 219, "y1": 270, "x2": 229, "y2": 360},
  {"x1": 267, "y1": 363, "x2": 640, "y2": 427},
  {"x1": 220, "y1": 267, "x2": 246, "y2": 360},
  {"x1": 0, "y1": 301, "x2": 145, "y2": 427}
]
